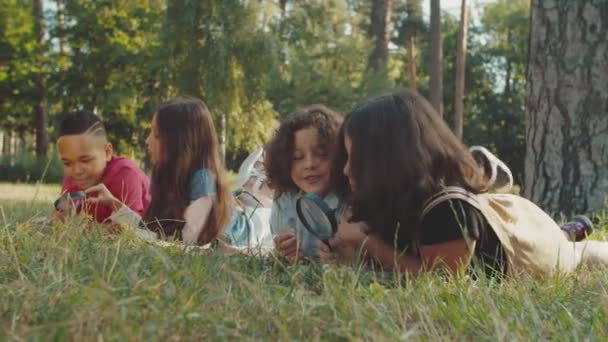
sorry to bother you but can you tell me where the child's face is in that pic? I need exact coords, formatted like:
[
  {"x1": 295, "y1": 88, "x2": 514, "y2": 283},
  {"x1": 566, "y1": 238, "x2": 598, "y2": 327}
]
[
  {"x1": 343, "y1": 133, "x2": 356, "y2": 192},
  {"x1": 145, "y1": 115, "x2": 161, "y2": 164},
  {"x1": 58, "y1": 134, "x2": 112, "y2": 189},
  {"x1": 290, "y1": 127, "x2": 332, "y2": 196}
]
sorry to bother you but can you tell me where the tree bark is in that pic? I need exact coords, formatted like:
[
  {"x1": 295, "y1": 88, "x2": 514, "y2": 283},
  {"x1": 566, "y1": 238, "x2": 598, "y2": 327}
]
[
  {"x1": 220, "y1": 112, "x2": 226, "y2": 163},
  {"x1": 33, "y1": 0, "x2": 48, "y2": 157},
  {"x1": 367, "y1": 0, "x2": 393, "y2": 72},
  {"x1": 429, "y1": 0, "x2": 443, "y2": 117},
  {"x1": 453, "y1": 0, "x2": 468, "y2": 138},
  {"x1": 405, "y1": 0, "x2": 417, "y2": 90},
  {"x1": 407, "y1": 36, "x2": 417, "y2": 89},
  {"x1": 504, "y1": 27, "x2": 512, "y2": 95},
  {"x1": 525, "y1": 0, "x2": 608, "y2": 215},
  {"x1": 279, "y1": 0, "x2": 287, "y2": 19},
  {"x1": 56, "y1": 0, "x2": 65, "y2": 55},
  {"x1": 18, "y1": 130, "x2": 27, "y2": 154},
  {"x1": 0, "y1": 130, "x2": 7, "y2": 156}
]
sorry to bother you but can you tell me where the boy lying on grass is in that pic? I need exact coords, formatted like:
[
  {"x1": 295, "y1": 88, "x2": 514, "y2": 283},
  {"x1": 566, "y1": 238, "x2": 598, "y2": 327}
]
[{"x1": 53, "y1": 111, "x2": 150, "y2": 228}]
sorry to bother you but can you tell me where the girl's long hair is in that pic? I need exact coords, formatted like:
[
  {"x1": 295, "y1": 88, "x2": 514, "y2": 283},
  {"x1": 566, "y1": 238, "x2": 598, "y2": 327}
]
[
  {"x1": 144, "y1": 98, "x2": 231, "y2": 245},
  {"x1": 333, "y1": 90, "x2": 486, "y2": 250}
]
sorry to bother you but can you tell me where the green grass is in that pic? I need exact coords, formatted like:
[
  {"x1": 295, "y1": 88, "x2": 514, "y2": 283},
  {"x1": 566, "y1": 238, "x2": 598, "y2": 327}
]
[{"x1": 1, "y1": 184, "x2": 608, "y2": 340}]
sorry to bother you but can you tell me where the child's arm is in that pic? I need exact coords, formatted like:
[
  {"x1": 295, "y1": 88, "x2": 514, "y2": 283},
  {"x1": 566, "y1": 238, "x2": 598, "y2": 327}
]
[
  {"x1": 341, "y1": 199, "x2": 479, "y2": 275},
  {"x1": 330, "y1": 229, "x2": 424, "y2": 274},
  {"x1": 270, "y1": 200, "x2": 305, "y2": 260},
  {"x1": 182, "y1": 197, "x2": 213, "y2": 244},
  {"x1": 362, "y1": 235, "x2": 423, "y2": 274},
  {"x1": 85, "y1": 184, "x2": 141, "y2": 226},
  {"x1": 85, "y1": 184, "x2": 160, "y2": 239},
  {"x1": 111, "y1": 168, "x2": 148, "y2": 216},
  {"x1": 330, "y1": 217, "x2": 424, "y2": 274}
]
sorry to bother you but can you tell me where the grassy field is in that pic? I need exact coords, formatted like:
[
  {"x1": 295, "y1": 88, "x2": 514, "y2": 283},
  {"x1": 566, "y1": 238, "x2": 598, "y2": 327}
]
[{"x1": 1, "y1": 183, "x2": 608, "y2": 340}]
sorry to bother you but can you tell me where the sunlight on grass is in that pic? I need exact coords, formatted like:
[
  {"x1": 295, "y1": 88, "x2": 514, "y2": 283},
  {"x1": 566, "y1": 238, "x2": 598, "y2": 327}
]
[{"x1": 0, "y1": 182, "x2": 60, "y2": 202}]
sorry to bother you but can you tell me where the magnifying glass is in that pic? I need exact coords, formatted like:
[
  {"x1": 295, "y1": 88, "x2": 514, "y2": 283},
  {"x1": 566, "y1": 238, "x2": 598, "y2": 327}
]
[
  {"x1": 295, "y1": 193, "x2": 338, "y2": 247},
  {"x1": 54, "y1": 191, "x2": 87, "y2": 211}
]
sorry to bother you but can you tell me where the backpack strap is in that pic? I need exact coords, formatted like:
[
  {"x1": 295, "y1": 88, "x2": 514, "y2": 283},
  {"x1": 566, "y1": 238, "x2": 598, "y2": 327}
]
[
  {"x1": 420, "y1": 186, "x2": 481, "y2": 220},
  {"x1": 418, "y1": 186, "x2": 481, "y2": 263}
]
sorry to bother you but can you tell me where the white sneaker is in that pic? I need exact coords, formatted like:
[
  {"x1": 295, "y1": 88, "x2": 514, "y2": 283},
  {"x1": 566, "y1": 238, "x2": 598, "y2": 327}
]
[
  {"x1": 234, "y1": 147, "x2": 273, "y2": 208},
  {"x1": 235, "y1": 147, "x2": 267, "y2": 191}
]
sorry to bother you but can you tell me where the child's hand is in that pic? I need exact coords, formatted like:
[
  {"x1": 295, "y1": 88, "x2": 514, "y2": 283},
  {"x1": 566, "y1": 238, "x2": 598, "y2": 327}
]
[
  {"x1": 85, "y1": 184, "x2": 122, "y2": 211},
  {"x1": 335, "y1": 219, "x2": 368, "y2": 246},
  {"x1": 317, "y1": 242, "x2": 335, "y2": 262},
  {"x1": 329, "y1": 220, "x2": 368, "y2": 262},
  {"x1": 273, "y1": 229, "x2": 305, "y2": 262},
  {"x1": 50, "y1": 209, "x2": 67, "y2": 223}
]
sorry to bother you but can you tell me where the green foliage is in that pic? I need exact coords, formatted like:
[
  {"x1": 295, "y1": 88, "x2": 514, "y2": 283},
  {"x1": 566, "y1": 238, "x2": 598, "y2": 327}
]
[
  {"x1": 1, "y1": 0, "x2": 530, "y2": 176},
  {"x1": 1, "y1": 186, "x2": 608, "y2": 340},
  {"x1": 160, "y1": 0, "x2": 277, "y2": 152},
  {"x1": 0, "y1": 0, "x2": 38, "y2": 133},
  {"x1": 414, "y1": 2, "x2": 529, "y2": 183},
  {"x1": 53, "y1": 0, "x2": 164, "y2": 159},
  {"x1": 463, "y1": 0, "x2": 529, "y2": 183},
  {"x1": 0, "y1": 153, "x2": 63, "y2": 183},
  {"x1": 268, "y1": 0, "x2": 385, "y2": 115}
]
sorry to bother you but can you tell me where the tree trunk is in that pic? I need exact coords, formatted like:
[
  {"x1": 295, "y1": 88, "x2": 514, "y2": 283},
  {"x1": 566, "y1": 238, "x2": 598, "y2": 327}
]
[
  {"x1": 279, "y1": 0, "x2": 287, "y2": 18},
  {"x1": 18, "y1": 131, "x2": 27, "y2": 154},
  {"x1": 525, "y1": 0, "x2": 608, "y2": 215},
  {"x1": 504, "y1": 27, "x2": 512, "y2": 95},
  {"x1": 453, "y1": 0, "x2": 468, "y2": 139},
  {"x1": 429, "y1": 0, "x2": 443, "y2": 117},
  {"x1": 406, "y1": 0, "x2": 417, "y2": 90},
  {"x1": 367, "y1": 0, "x2": 392, "y2": 72},
  {"x1": 0, "y1": 130, "x2": 5, "y2": 156},
  {"x1": 56, "y1": 0, "x2": 65, "y2": 55},
  {"x1": 33, "y1": 0, "x2": 48, "y2": 157},
  {"x1": 3, "y1": 131, "x2": 12, "y2": 155},
  {"x1": 220, "y1": 112, "x2": 226, "y2": 163},
  {"x1": 407, "y1": 36, "x2": 417, "y2": 89}
]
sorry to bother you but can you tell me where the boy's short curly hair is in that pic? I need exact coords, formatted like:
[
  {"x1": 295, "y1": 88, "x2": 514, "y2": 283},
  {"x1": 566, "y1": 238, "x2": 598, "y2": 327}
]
[{"x1": 264, "y1": 104, "x2": 342, "y2": 196}]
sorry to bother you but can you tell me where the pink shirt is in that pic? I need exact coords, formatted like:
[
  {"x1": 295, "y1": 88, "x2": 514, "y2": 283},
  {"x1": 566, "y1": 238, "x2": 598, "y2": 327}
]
[{"x1": 62, "y1": 156, "x2": 150, "y2": 223}]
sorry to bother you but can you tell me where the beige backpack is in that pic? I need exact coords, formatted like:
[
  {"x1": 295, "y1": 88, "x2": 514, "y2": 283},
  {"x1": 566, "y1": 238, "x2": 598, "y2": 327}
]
[{"x1": 421, "y1": 186, "x2": 608, "y2": 276}]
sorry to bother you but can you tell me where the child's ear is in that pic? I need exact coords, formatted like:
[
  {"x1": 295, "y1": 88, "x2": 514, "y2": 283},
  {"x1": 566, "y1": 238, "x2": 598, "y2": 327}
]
[{"x1": 104, "y1": 143, "x2": 113, "y2": 162}]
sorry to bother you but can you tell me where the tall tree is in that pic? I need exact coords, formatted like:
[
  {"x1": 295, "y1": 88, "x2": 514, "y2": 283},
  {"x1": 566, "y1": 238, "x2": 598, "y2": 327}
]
[
  {"x1": 161, "y1": 0, "x2": 276, "y2": 159},
  {"x1": 32, "y1": 0, "x2": 48, "y2": 156},
  {"x1": 367, "y1": 0, "x2": 392, "y2": 72},
  {"x1": 407, "y1": 0, "x2": 417, "y2": 89},
  {"x1": 0, "y1": 0, "x2": 37, "y2": 157},
  {"x1": 453, "y1": 0, "x2": 467, "y2": 138},
  {"x1": 405, "y1": 0, "x2": 421, "y2": 89},
  {"x1": 429, "y1": 0, "x2": 443, "y2": 116},
  {"x1": 56, "y1": 0, "x2": 65, "y2": 55},
  {"x1": 1, "y1": 132, "x2": 9, "y2": 155},
  {"x1": 58, "y1": 0, "x2": 165, "y2": 157},
  {"x1": 478, "y1": 0, "x2": 529, "y2": 184},
  {"x1": 525, "y1": 0, "x2": 608, "y2": 215},
  {"x1": 269, "y1": 0, "x2": 368, "y2": 115}
]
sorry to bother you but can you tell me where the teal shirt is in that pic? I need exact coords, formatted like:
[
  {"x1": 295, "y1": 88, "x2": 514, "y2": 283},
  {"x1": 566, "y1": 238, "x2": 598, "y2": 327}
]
[
  {"x1": 190, "y1": 169, "x2": 251, "y2": 246},
  {"x1": 270, "y1": 192, "x2": 344, "y2": 257}
]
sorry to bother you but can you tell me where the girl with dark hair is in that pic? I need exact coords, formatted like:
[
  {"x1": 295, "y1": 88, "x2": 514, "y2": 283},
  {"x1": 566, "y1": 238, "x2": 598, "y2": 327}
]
[
  {"x1": 86, "y1": 98, "x2": 272, "y2": 249},
  {"x1": 329, "y1": 90, "x2": 606, "y2": 277}
]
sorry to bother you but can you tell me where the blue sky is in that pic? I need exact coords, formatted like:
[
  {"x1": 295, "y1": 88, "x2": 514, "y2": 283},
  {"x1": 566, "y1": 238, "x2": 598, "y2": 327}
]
[{"x1": 423, "y1": 0, "x2": 497, "y2": 17}]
